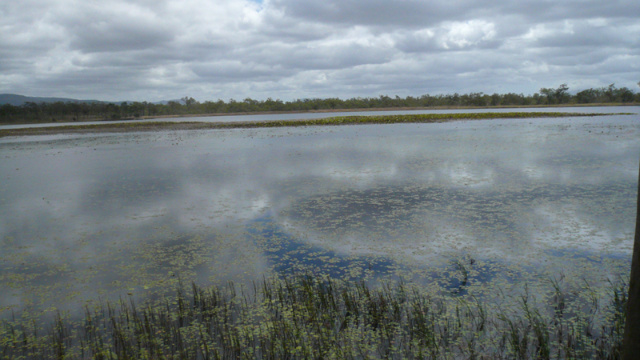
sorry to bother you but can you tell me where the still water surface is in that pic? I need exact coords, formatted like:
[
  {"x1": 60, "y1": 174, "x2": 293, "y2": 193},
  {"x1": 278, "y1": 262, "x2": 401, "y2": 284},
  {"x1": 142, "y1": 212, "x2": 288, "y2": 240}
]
[{"x1": 0, "y1": 111, "x2": 638, "y2": 318}]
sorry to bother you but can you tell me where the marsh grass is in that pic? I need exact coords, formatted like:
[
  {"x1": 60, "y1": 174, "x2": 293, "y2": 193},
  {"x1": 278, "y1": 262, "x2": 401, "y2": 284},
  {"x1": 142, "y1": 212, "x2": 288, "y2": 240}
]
[
  {"x1": 230, "y1": 112, "x2": 626, "y2": 128},
  {"x1": 0, "y1": 274, "x2": 627, "y2": 359},
  {"x1": 0, "y1": 111, "x2": 627, "y2": 137}
]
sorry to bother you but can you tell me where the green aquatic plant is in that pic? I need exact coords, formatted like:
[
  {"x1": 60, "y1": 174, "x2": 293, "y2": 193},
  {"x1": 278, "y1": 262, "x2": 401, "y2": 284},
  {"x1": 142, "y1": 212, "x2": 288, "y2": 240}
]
[{"x1": 0, "y1": 274, "x2": 628, "y2": 359}]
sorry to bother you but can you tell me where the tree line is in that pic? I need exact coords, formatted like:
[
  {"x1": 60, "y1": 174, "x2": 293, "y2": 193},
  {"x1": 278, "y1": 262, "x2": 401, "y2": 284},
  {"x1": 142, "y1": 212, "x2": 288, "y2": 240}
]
[{"x1": 1, "y1": 83, "x2": 638, "y2": 124}]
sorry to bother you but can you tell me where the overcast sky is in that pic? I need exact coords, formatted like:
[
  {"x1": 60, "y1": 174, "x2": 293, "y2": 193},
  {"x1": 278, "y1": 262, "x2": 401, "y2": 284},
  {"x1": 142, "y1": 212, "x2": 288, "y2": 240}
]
[{"x1": 1, "y1": 0, "x2": 639, "y2": 102}]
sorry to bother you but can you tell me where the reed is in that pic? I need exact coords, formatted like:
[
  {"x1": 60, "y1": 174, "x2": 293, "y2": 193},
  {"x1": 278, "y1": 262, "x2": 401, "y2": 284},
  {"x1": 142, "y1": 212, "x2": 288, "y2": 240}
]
[{"x1": 0, "y1": 274, "x2": 627, "y2": 359}]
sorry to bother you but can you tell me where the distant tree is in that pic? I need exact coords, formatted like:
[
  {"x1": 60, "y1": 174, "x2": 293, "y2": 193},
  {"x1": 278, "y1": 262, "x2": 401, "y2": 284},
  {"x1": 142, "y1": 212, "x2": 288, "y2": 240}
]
[
  {"x1": 105, "y1": 103, "x2": 120, "y2": 120},
  {"x1": 0, "y1": 104, "x2": 18, "y2": 122},
  {"x1": 120, "y1": 102, "x2": 130, "y2": 117},
  {"x1": 503, "y1": 93, "x2": 526, "y2": 106},
  {"x1": 539, "y1": 84, "x2": 570, "y2": 104},
  {"x1": 604, "y1": 84, "x2": 618, "y2": 102},
  {"x1": 539, "y1": 87, "x2": 555, "y2": 104},
  {"x1": 554, "y1": 84, "x2": 570, "y2": 103},
  {"x1": 576, "y1": 88, "x2": 599, "y2": 103},
  {"x1": 620, "y1": 87, "x2": 635, "y2": 103},
  {"x1": 2, "y1": 81, "x2": 638, "y2": 124},
  {"x1": 531, "y1": 92, "x2": 545, "y2": 105},
  {"x1": 129, "y1": 102, "x2": 146, "y2": 118},
  {"x1": 69, "y1": 102, "x2": 82, "y2": 121},
  {"x1": 167, "y1": 100, "x2": 182, "y2": 114},
  {"x1": 181, "y1": 97, "x2": 196, "y2": 107}
]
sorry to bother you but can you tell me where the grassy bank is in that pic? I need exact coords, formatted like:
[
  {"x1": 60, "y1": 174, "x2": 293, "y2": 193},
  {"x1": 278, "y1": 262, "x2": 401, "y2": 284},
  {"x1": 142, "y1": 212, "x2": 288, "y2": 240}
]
[
  {"x1": 0, "y1": 111, "x2": 629, "y2": 137},
  {"x1": 0, "y1": 275, "x2": 627, "y2": 359}
]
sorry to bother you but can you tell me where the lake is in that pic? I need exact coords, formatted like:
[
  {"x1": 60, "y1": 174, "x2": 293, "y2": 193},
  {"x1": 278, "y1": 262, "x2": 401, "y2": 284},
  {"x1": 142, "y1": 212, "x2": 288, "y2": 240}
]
[{"x1": 0, "y1": 109, "x2": 638, "y2": 321}]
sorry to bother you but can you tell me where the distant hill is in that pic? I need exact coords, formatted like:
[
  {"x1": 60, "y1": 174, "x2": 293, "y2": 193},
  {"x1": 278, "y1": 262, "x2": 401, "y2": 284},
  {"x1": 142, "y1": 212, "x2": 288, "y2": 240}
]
[
  {"x1": 0, "y1": 94, "x2": 176, "y2": 106},
  {"x1": 0, "y1": 94, "x2": 103, "y2": 106}
]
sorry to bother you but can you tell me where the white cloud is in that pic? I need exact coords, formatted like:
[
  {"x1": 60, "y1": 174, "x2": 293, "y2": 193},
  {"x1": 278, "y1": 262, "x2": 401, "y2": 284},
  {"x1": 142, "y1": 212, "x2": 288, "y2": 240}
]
[
  {"x1": 0, "y1": 0, "x2": 638, "y2": 101},
  {"x1": 439, "y1": 20, "x2": 497, "y2": 49}
]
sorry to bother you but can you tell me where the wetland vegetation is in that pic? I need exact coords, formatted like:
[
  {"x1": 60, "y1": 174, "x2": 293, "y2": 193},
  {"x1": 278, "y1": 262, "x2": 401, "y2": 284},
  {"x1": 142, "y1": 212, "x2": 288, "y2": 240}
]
[
  {"x1": 0, "y1": 110, "x2": 638, "y2": 358},
  {"x1": 0, "y1": 275, "x2": 629, "y2": 359},
  {"x1": 0, "y1": 111, "x2": 626, "y2": 138}
]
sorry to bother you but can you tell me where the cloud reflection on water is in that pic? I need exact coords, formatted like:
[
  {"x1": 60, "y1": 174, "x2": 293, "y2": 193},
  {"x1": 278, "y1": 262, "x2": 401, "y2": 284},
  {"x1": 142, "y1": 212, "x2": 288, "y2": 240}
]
[{"x1": 0, "y1": 114, "x2": 638, "y2": 317}]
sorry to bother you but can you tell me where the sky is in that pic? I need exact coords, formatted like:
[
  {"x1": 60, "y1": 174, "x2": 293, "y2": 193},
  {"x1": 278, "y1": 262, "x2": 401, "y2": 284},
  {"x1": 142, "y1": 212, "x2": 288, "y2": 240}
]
[{"x1": 1, "y1": 0, "x2": 639, "y2": 102}]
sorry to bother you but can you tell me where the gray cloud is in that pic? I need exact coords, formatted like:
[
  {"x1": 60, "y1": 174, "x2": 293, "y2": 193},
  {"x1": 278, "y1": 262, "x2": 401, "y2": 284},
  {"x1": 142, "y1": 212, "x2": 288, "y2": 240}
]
[
  {"x1": 0, "y1": 0, "x2": 638, "y2": 101},
  {"x1": 270, "y1": 0, "x2": 454, "y2": 28}
]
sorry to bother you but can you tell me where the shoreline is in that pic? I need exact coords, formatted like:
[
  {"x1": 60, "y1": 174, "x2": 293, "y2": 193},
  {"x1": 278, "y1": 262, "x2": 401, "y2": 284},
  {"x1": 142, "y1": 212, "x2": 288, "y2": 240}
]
[
  {"x1": 0, "y1": 111, "x2": 627, "y2": 138},
  {"x1": 137, "y1": 102, "x2": 639, "y2": 120},
  {"x1": 1, "y1": 102, "x2": 637, "y2": 126}
]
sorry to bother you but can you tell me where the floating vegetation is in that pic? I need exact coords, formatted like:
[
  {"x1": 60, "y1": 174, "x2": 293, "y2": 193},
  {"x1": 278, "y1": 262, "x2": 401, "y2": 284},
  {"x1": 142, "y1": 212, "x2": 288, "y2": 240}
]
[
  {"x1": 0, "y1": 111, "x2": 629, "y2": 137},
  {"x1": 0, "y1": 274, "x2": 627, "y2": 359},
  {"x1": 220, "y1": 111, "x2": 629, "y2": 128}
]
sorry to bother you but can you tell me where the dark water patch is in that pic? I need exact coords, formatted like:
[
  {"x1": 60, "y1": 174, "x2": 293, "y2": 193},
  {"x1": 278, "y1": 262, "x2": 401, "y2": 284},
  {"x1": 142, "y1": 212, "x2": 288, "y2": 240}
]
[
  {"x1": 247, "y1": 215, "x2": 531, "y2": 297},
  {"x1": 248, "y1": 215, "x2": 399, "y2": 281}
]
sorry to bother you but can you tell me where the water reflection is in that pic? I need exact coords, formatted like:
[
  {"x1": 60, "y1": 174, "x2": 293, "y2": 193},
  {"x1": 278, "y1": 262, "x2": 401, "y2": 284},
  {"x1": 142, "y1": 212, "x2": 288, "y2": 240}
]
[{"x1": 0, "y1": 114, "x2": 637, "y2": 318}]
